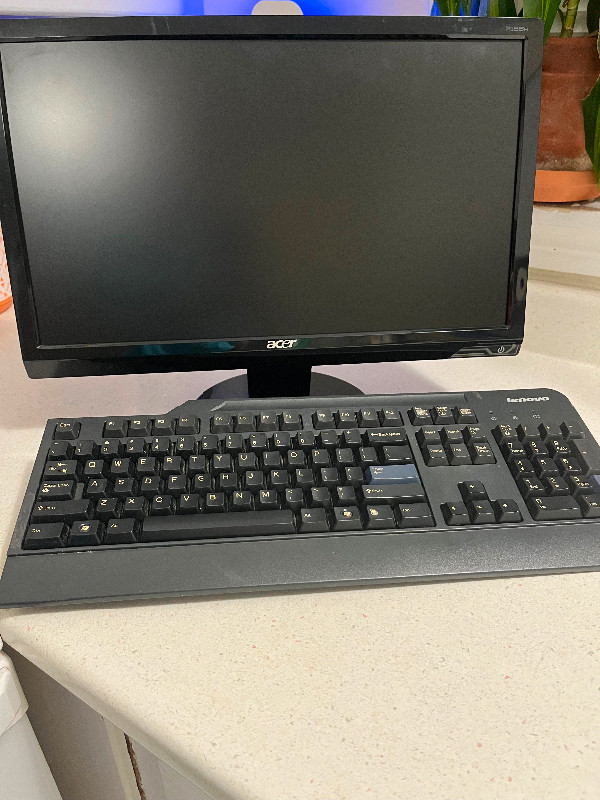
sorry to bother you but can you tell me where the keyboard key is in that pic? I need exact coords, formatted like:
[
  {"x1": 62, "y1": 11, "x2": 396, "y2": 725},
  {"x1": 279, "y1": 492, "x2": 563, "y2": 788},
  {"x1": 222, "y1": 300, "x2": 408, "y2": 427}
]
[
  {"x1": 309, "y1": 487, "x2": 332, "y2": 509},
  {"x1": 458, "y1": 481, "x2": 487, "y2": 502},
  {"x1": 333, "y1": 506, "x2": 363, "y2": 531},
  {"x1": 121, "y1": 496, "x2": 147, "y2": 520},
  {"x1": 105, "y1": 518, "x2": 139, "y2": 544},
  {"x1": 284, "y1": 488, "x2": 305, "y2": 511},
  {"x1": 492, "y1": 499, "x2": 522, "y2": 523},
  {"x1": 422, "y1": 445, "x2": 448, "y2": 467},
  {"x1": 236, "y1": 452, "x2": 258, "y2": 473},
  {"x1": 509, "y1": 458, "x2": 535, "y2": 479},
  {"x1": 320, "y1": 468, "x2": 340, "y2": 488},
  {"x1": 224, "y1": 434, "x2": 245, "y2": 454},
  {"x1": 416, "y1": 427, "x2": 442, "y2": 447},
  {"x1": 74, "y1": 440, "x2": 98, "y2": 461},
  {"x1": 365, "y1": 504, "x2": 395, "y2": 529},
  {"x1": 579, "y1": 494, "x2": 600, "y2": 518},
  {"x1": 298, "y1": 508, "x2": 329, "y2": 533},
  {"x1": 366, "y1": 465, "x2": 419, "y2": 485},
  {"x1": 362, "y1": 483, "x2": 426, "y2": 506},
  {"x1": 128, "y1": 417, "x2": 152, "y2": 436},
  {"x1": 68, "y1": 520, "x2": 104, "y2": 547},
  {"x1": 140, "y1": 509, "x2": 290, "y2": 542},
  {"x1": 296, "y1": 431, "x2": 316, "y2": 451},
  {"x1": 243, "y1": 471, "x2": 265, "y2": 492},
  {"x1": 176, "y1": 416, "x2": 199, "y2": 435},
  {"x1": 110, "y1": 458, "x2": 133, "y2": 479},
  {"x1": 48, "y1": 441, "x2": 73, "y2": 460},
  {"x1": 516, "y1": 476, "x2": 546, "y2": 500},
  {"x1": 453, "y1": 407, "x2": 477, "y2": 424},
  {"x1": 212, "y1": 454, "x2": 232, "y2": 473},
  {"x1": 516, "y1": 424, "x2": 536, "y2": 441},
  {"x1": 441, "y1": 501, "x2": 470, "y2": 525},
  {"x1": 100, "y1": 439, "x2": 125, "y2": 458},
  {"x1": 212, "y1": 413, "x2": 233, "y2": 433},
  {"x1": 408, "y1": 407, "x2": 432, "y2": 425},
  {"x1": 524, "y1": 438, "x2": 548, "y2": 458},
  {"x1": 232, "y1": 490, "x2": 253, "y2": 512},
  {"x1": 272, "y1": 432, "x2": 292, "y2": 452},
  {"x1": 24, "y1": 523, "x2": 69, "y2": 549},
  {"x1": 566, "y1": 475, "x2": 596, "y2": 497},
  {"x1": 103, "y1": 418, "x2": 127, "y2": 437},
  {"x1": 312, "y1": 449, "x2": 331, "y2": 468},
  {"x1": 527, "y1": 495, "x2": 582, "y2": 521},
  {"x1": 344, "y1": 467, "x2": 365, "y2": 487},
  {"x1": 85, "y1": 478, "x2": 110, "y2": 499},
  {"x1": 113, "y1": 478, "x2": 136, "y2": 498},
  {"x1": 136, "y1": 457, "x2": 158, "y2": 477},
  {"x1": 467, "y1": 442, "x2": 496, "y2": 465},
  {"x1": 366, "y1": 428, "x2": 407, "y2": 446},
  {"x1": 205, "y1": 492, "x2": 227, "y2": 513},
  {"x1": 538, "y1": 423, "x2": 560, "y2": 441},
  {"x1": 336, "y1": 410, "x2": 357, "y2": 428},
  {"x1": 432, "y1": 406, "x2": 454, "y2": 425},
  {"x1": 175, "y1": 436, "x2": 196, "y2": 457},
  {"x1": 161, "y1": 456, "x2": 184, "y2": 476},
  {"x1": 218, "y1": 472, "x2": 238, "y2": 493},
  {"x1": 54, "y1": 420, "x2": 81, "y2": 440},
  {"x1": 188, "y1": 455, "x2": 208, "y2": 476},
  {"x1": 257, "y1": 490, "x2": 279, "y2": 510},
  {"x1": 281, "y1": 412, "x2": 302, "y2": 431},
  {"x1": 358, "y1": 409, "x2": 379, "y2": 427},
  {"x1": 492, "y1": 424, "x2": 518, "y2": 445},
  {"x1": 560, "y1": 422, "x2": 584, "y2": 440},
  {"x1": 467, "y1": 500, "x2": 495, "y2": 524},
  {"x1": 381, "y1": 445, "x2": 413, "y2": 465},
  {"x1": 150, "y1": 495, "x2": 173, "y2": 515},
  {"x1": 462, "y1": 426, "x2": 486, "y2": 444},
  {"x1": 333, "y1": 486, "x2": 358, "y2": 506},
  {"x1": 166, "y1": 475, "x2": 188, "y2": 497},
  {"x1": 125, "y1": 438, "x2": 148, "y2": 457},
  {"x1": 150, "y1": 437, "x2": 171, "y2": 458},
  {"x1": 380, "y1": 409, "x2": 403, "y2": 427},
  {"x1": 395, "y1": 503, "x2": 434, "y2": 528},
  {"x1": 570, "y1": 440, "x2": 600, "y2": 474},
  {"x1": 31, "y1": 500, "x2": 93, "y2": 523},
  {"x1": 234, "y1": 413, "x2": 255, "y2": 433},
  {"x1": 95, "y1": 497, "x2": 121, "y2": 521},
  {"x1": 341, "y1": 429, "x2": 362, "y2": 448},
  {"x1": 446, "y1": 443, "x2": 471, "y2": 466},
  {"x1": 83, "y1": 460, "x2": 105, "y2": 479},
  {"x1": 153, "y1": 417, "x2": 176, "y2": 435},
  {"x1": 38, "y1": 480, "x2": 76, "y2": 500},
  {"x1": 555, "y1": 457, "x2": 582, "y2": 477},
  {"x1": 268, "y1": 470, "x2": 288, "y2": 491},
  {"x1": 200, "y1": 435, "x2": 220, "y2": 456},
  {"x1": 358, "y1": 447, "x2": 379, "y2": 468},
  {"x1": 313, "y1": 410, "x2": 334, "y2": 429},
  {"x1": 140, "y1": 475, "x2": 163, "y2": 498},
  {"x1": 44, "y1": 460, "x2": 81, "y2": 480},
  {"x1": 262, "y1": 451, "x2": 283, "y2": 470},
  {"x1": 546, "y1": 439, "x2": 571, "y2": 459},
  {"x1": 258, "y1": 412, "x2": 278, "y2": 432},
  {"x1": 318, "y1": 430, "x2": 339, "y2": 449},
  {"x1": 294, "y1": 469, "x2": 315, "y2": 490},
  {"x1": 542, "y1": 476, "x2": 570, "y2": 496},
  {"x1": 532, "y1": 456, "x2": 559, "y2": 478},
  {"x1": 501, "y1": 440, "x2": 527, "y2": 460},
  {"x1": 441, "y1": 427, "x2": 464, "y2": 444},
  {"x1": 335, "y1": 448, "x2": 355, "y2": 468}
]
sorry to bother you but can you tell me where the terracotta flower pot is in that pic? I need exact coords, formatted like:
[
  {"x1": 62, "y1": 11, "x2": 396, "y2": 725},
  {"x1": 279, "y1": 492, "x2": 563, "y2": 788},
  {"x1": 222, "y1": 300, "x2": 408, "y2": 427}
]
[{"x1": 534, "y1": 35, "x2": 600, "y2": 203}]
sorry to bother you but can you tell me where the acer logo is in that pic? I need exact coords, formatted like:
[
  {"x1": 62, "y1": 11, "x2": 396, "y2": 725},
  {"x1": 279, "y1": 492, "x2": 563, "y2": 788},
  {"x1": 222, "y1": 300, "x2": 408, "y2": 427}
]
[
  {"x1": 506, "y1": 396, "x2": 549, "y2": 403},
  {"x1": 267, "y1": 339, "x2": 298, "y2": 349}
]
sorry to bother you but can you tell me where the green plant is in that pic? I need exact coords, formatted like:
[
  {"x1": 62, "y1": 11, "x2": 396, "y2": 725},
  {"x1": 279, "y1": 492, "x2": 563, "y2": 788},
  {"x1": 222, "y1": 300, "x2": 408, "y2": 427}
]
[{"x1": 432, "y1": 0, "x2": 600, "y2": 189}]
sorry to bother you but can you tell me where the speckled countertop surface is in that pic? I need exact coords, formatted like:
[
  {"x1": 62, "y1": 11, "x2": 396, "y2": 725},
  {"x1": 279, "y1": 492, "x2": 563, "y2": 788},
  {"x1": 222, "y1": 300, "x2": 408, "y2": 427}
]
[{"x1": 1, "y1": 278, "x2": 599, "y2": 800}]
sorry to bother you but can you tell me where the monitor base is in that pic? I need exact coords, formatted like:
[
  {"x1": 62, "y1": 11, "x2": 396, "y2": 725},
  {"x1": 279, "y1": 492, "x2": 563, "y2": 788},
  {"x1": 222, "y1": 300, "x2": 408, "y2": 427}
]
[{"x1": 198, "y1": 371, "x2": 363, "y2": 400}]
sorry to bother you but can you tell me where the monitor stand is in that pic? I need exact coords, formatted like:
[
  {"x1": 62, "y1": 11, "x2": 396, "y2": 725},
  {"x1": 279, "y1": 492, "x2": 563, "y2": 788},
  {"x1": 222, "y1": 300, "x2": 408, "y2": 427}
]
[{"x1": 198, "y1": 361, "x2": 363, "y2": 400}]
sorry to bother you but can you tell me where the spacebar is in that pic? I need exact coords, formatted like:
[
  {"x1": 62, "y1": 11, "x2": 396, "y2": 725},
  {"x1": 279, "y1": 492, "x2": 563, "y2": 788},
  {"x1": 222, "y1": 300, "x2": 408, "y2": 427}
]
[{"x1": 141, "y1": 510, "x2": 296, "y2": 542}]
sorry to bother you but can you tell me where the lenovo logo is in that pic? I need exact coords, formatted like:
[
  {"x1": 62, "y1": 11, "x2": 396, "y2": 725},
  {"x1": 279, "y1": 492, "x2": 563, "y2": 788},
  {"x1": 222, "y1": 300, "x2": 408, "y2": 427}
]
[
  {"x1": 506, "y1": 396, "x2": 549, "y2": 403},
  {"x1": 267, "y1": 339, "x2": 298, "y2": 349}
]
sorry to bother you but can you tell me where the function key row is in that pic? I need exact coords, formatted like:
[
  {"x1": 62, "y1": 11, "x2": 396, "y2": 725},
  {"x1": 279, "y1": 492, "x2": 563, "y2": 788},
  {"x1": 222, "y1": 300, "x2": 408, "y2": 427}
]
[
  {"x1": 213, "y1": 408, "x2": 403, "y2": 433},
  {"x1": 46, "y1": 428, "x2": 409, "y2": 462},
  {"x1": 408, "y1": 405, "x2": 477, "y2": 426}
]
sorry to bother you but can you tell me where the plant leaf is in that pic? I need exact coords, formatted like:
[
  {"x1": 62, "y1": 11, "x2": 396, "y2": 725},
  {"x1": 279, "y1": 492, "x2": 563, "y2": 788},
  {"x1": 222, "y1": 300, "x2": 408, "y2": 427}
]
[
  {"x1": 582, "y1": 67, "x2": 600, "y2": 189},
  {"x1": 522, "y1": 0, "x2": 561, "y2": 40},
  {"x1": 587, "y1": 0, "x2": 600, "y2": 33}
]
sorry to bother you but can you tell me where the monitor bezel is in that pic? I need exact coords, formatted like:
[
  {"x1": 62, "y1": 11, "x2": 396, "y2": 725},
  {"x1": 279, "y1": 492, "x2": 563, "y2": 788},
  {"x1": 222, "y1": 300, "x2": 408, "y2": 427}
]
[{"x1": 0, "y1": 14, "x2": 543, "y2": 378}]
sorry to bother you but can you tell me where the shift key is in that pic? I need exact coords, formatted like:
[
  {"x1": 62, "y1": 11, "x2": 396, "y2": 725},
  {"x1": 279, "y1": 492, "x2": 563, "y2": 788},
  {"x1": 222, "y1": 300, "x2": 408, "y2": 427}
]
[
  {"x1": 362, "y1": 483, "x2": 426, "y2": 506},
  {"x1": 31, "y1": 500, "x2": 94, "y2": 523}
]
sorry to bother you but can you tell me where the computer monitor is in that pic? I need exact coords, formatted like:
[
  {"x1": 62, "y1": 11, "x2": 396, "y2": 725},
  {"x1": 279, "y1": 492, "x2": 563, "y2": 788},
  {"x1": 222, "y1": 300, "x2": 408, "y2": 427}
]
[{"x1": 0, "y1": 15, "x2": 542, "y2": 398}]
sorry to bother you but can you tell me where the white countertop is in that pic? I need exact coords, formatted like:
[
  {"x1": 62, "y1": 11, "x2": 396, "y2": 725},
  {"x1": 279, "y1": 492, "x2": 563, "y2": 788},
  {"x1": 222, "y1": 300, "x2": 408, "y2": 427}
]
[{"x1": 1, "y1": 278, "x2": 600, "y2": 800}]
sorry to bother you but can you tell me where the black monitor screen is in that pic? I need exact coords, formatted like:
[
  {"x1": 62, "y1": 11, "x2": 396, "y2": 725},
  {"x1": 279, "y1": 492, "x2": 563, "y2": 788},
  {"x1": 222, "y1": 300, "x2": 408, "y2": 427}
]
[{"x1": 1, "y1": 38, "x2": 523, "y2": 348}]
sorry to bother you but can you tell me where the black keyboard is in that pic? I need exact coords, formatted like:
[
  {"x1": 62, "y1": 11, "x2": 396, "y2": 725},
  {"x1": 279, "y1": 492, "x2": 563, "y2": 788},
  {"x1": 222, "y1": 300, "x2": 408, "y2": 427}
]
[{"x1": 2, "y1": 388, "x2": 600, "y2": 607}]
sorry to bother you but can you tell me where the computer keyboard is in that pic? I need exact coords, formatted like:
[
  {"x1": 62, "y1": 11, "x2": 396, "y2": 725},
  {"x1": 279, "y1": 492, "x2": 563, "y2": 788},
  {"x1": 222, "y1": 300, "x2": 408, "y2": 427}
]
[{"x1": 1, "y1": 388, "x2": 600, "y2": 607}]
